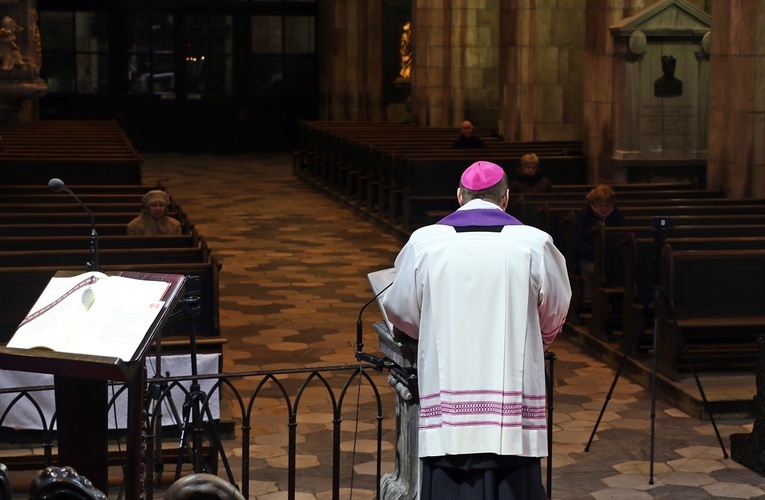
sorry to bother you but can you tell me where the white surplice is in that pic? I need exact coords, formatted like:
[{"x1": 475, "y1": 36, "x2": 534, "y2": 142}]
[{"x1": 382, "y1": 200, "x2": 571, "y2": 458}]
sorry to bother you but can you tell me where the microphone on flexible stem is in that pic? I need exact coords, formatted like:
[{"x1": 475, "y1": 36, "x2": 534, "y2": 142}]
[
  {"x1": 49, "y1": 178, "x2": 100, "y2": 272},
  {"x1": 355, "y1": 282, "x2": 394, "y2": 370}
]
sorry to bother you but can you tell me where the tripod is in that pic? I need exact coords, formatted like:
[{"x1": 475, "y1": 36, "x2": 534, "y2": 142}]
[
  {"x1": 584, "y1": 220, "x2": 728, "y2": 484},
  {"x1": 171, "y1": 282, "x2": 236, "y2": 484}
]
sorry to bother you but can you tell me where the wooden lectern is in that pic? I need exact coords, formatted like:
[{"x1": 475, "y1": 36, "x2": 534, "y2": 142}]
[{"x1": 0, "y1": 271, "x2": 186, "y2": 498}]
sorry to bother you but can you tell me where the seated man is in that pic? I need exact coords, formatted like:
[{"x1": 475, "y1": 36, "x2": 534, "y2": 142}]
[
  {"x1": 127, "y1": 189, "x2": 182, "y2": 235},
  {"x1": 452, "y1": 120, "x2": 486, "y2": 149}
]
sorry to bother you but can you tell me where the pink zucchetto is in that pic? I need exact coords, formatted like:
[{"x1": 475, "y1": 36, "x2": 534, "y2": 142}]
[{"x1": 460, "y1": 161, "x2": 505, "y2": 191}]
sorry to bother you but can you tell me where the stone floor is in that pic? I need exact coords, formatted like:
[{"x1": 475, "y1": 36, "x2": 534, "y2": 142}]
[{"x1": 9, "y1": 152, "x2": 765, "y2": 499}]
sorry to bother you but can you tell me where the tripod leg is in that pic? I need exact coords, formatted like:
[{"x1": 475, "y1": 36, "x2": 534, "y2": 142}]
[
  {"x1": 174, "y1": 393, "x2": 194, "y2": 481},
  {"x1": 649, "y1": 287, "x2": 661, "y2": 484},
  {"x1": 201, "y1": 399, "x2": 237, "y2": 486},
  {"x1": 585, "y1": 292, "x2": 652, "y2": 452},
  {"x1": 659, "y1": 288, "x2": 729, "y2": 459}
]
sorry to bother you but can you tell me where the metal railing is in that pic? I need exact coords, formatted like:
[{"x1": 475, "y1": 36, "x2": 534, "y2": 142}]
[{"x1": 0, "y1": 362, "x2": 390, "y2": 499}]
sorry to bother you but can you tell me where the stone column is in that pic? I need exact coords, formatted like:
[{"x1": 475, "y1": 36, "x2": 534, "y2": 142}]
[
  {"x1": 317, "y1": 0, "x2": 384, "y2": 121},
  {"x1": 498, "y1": 1, "x2": 585, "y2": 142},
  {"x1": 411, "y1": 0, "x2": 499, "y2": 127},
  {"x1": 707, "y1": 0, "x2": 765, "y2": 198}
]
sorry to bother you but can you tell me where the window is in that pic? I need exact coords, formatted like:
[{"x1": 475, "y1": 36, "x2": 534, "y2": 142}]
[
  {"x1": 187, "y1": 15, "x2": 234, "y2": 97},
  {"x1": 251, "y1": 15, "x2": 315, "y2": 97},
  {"x1": 128, "y1": 14, "x2": 175, "y2": 97},
  {"x1": 40, "y1": 11, "x2": 109, "y2": 93}
]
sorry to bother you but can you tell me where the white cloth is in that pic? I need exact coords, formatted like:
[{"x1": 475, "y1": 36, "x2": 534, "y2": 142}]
[
  {"x1": 0, "y1": 353, "x2": 220, "y2": 430},
  {"x1": 381, "y1": 200, "x2": 571, "y2": 458}
]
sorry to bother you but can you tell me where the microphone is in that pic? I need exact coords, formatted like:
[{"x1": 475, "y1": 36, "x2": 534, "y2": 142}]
[
  {"x1": 355, "y1": 281, "x2": 394, "y2": 370},
  {"x1": 48, "y1": 178, "x2": 100, "y2": 272},
  {"x1": 48, "y1": 178, "x2": 66, "y2": 193}
]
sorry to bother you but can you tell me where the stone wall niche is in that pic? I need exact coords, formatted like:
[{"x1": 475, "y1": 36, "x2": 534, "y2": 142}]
[{"x1": 609, "y1": 0, "x2": 710, "y2": 184}]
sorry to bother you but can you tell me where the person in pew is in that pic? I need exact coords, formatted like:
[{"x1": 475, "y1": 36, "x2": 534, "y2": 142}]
[
  {"x1": 452, "y1": 120, "x2": 486, "y2": 149},
  {"x1": 382, "y1": 161, "x2": 571, "y2": 500},
  {"x1": 127, "y1": 189, "x2": 182, "y2": 236},
  {"x1": 573, "y1": 184, "x2": 625, "y2": 299},
  {"x1": 509, "y1": 153, "x2": 552, "y2": 193}
]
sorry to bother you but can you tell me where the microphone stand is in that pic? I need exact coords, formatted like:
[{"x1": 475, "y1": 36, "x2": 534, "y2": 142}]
[
  {"x1": 49, "y1": 178, "x2": 99, "y2": 272},
  {"x1": 355, "y1": 282, "x2": 394, "y2": 371}
]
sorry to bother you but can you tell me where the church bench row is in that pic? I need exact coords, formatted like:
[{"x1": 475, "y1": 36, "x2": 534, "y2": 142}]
[
  {"x1": 544, "y1": 201, "x2": 765, "y2": 252},
  {"x1": 0, "y1": 233, "x2": 200, "y2": 251},
  {"x1": 295, "y1": 122, "x2": 499, "y2": 173},
  {"x1": 0, "y1": 120, "x2": 143, "y2": 185},
  {"x1": 0, "y1": 184, "x2": 164, "y2": 195},
  {"x1": 654, "y1": 247, "x2": 765, "y2": 380},
  {"x1": 0, "y1": 194, "x2": 175, "y2": 207},
  {"x1": 0, "y1": 257, "x2": 221, "y2": 345},
  {"x1": 358, "y1": 145, "x2": 582, "y2": 214},
  {"x1": 309, "y1": 140, "x2": 578, "y2": 207},
  {"x1": 618, "y1": 232, "x2": 765, "y2": 358},
  {"x1": 587, "y1": 225, "x2": 765, "y2": 343},
  {"x1": 391, "y1": 154, "x2": 586, "y2": 231},
  {"x1": 0, "y1": 223, "x2": 186, "y2": 237},
  {"x1": 0, "y1": 159, "x2": 143, "y2": 185},
  {"x1": 0, "y1": 245, "x2": 211, "y2": 268},
  {"x1": 0, "y1": 211, "x2": 186, "y2": 225},
  {"x1": 561, "y1": 211, "x2": 765, "y2": 329}
]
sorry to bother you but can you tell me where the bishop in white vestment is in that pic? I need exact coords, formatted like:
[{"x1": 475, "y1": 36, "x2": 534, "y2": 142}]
[{"x1": 382, "y1": 161, "x2": 571, "y2": 499}]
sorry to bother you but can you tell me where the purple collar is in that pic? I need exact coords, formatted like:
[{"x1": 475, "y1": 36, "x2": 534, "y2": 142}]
[{"x1": 437, "y1": 208, "x2": 523, "y2": 228}]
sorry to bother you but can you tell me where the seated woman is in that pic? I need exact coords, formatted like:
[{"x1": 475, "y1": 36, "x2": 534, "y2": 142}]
[
  {"x1": 127, "y1": 189, "x2": 182, "y2": 235},
  {"x1": 509, "y1": 153, "x2": 552, "y2": 193},
  {"x1": 573, "y1": 184, "x2": 625, "y2": 299}
]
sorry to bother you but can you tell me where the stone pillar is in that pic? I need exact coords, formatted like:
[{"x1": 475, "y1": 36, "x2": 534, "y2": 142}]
[
  {"x1": 411, "y1": 0, "x2": 499, "y2": 127},
  {"x1": 707, "y1": 0, "x2": 765, "y2": 198},
  {"x1": 317, "y1": 0, "x2": 384, "y2": 121},
  {"x1": 498, "y1": 1, "x2": 585, "y2": 142}
]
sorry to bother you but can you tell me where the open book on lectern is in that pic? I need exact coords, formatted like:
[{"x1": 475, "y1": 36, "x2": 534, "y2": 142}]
[{"x1": 7, "y1": 271, "x2": 171, "y2": 361}]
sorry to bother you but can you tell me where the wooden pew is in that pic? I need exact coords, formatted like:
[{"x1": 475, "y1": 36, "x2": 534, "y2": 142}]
[
  {"x1": 0, "y1": 223, "x2": 193, "y2": 237},
  {"x1": 0, "y1": 233, "x2": 200, "y2": 251},
  {"x1": 396, "y1": 154, "x2": 586, "y2": 231},
  {"x1": 0, "y1": 184, "x2": 164, "y2": 195},
  {"x1": 587, "y1": 225, "x2": 765, "y2": 342},
  {"x1": 563, "y1": 213, "x2": 765, "y2": 329},
  {"x1": 0, "y1": 210, "x2": 186, "y2": 225},
  {"x1": 0, "y1": 246, "x2": 210, "y2": 268},
  {"x1": 654, "y1": 246, "x2": 765, "y2": 380},
  {"x1": 0, "y1": 120, "x2": 144, "y2": 185}
]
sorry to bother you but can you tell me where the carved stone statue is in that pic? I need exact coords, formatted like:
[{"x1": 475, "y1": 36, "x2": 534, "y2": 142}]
[
  {"x1": 0, "y1": 0, "x2": 47, "y2": 125},
  {"x1": 0, "y1": 16, "x2": 25, "y2": 72},
  {"x1": 398, "y1": 22, "x2": 412, "y2": 81}
]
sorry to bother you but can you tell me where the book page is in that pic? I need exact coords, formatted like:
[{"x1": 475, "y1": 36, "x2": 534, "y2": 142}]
[
  {"x1": 7, "y1": 272, "x2": 107, "y2": 351},
  {"x1": 367, "y1": 268, "x2": 396, "y2": 334},
  {"x1": 63, "y1": 275, "x2": 170, "y2": 360},
  {"x1": 64, "y1": 299, "x2": 165, "y2": 360},
  {"x1": 7, "y1": 273, "x2": 171, "y2": 361}
]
